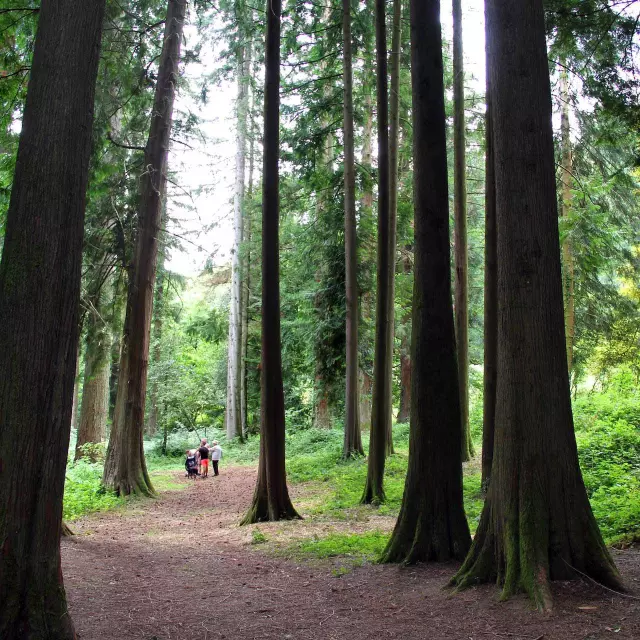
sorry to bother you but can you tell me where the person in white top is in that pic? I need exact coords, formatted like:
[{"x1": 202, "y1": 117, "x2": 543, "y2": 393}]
[{"x1": 209, "y1": 441, "x2": 222, "y2": 476}]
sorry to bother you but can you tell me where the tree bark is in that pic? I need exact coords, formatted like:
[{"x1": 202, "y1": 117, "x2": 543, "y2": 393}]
[
  {"x1": 342, "y1": 0, "x2": 364, "y2": 458},
  {"x1": 560, "y1": 66, "x2": 575, "y2": 375},
  {"x1": 481, "y1": 72, "x2": 497, "y2": 491},
  {"x1": 0, "y1": 0, "x2": 105, "y2": 636},
  {"x1": 76, "y1": 283, "x2": 111, "y2": 460},
  {"x1": 362, "y1": 0, "x2": 391, "y2": 505},
  {"x1": 103, "y1": 0, "x2": 186, "y2": 496},
  {"x1": 381, "y1": 0, "x2": 471, "y2": 564},
  {"x1": 452, "y1": 0, "x2": 622, "y2": 609},
  {"x1": 241, "y1": 0, "x2": 300, "y2": 523},
  {"x1": 453, "y1": 0, "x2": 473, "y2": 462},
  {"x1": 227, "y1": 20, "x2": 251, "y2": 441}
]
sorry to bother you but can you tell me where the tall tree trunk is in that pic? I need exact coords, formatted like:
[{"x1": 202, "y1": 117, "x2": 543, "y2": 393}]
[
  {"x1": 227, "y1": 22, "x2": 251, "y2": 441},
  {"x1": 560, "y1": 66, "x2": 575, "y2": 374},
  {"x1": 358, "y1": 0, "x2": 375, "y2": 430},
  {"x1": 381, "y1": 0, "x2": 470, "y2": 564},
  {"x1": 241, "y1": 0, "x2": 300, "y2": 523},
  {"x1": 108, "y1": 275, "x2": 125, "y2": 422},
  {"x1": 481, "y1": 70, "x2": 497, "y2": 491},
  {"x1": 0, "y1": 0, "x2": 105, "y2": 636},
  {"x1": 396, "y1": 248, "x2": 412, "y2": 424},
  {"x1": 385, "y1": 0, "x2": 403, "y2": 457},
  {"x1": 241, "y1": 88, "x2": 256, "y2": 438},
  {"x1": 452, "y1": 0, "x2": 621, "y2": 610},
  {"x1": 103, "y1": 0, "x2": 186, "y2": 496},
  {"x1": 147, "y1": 249, "x2": 165, "y2": 437},
  {"x1": 359, "y1": 78, "x2": 374, "y2": 428},
  {"x1": 453, "y1": 0, "x2": 473, "y2": 462},
  {"x1": 362, "y1": 0, "x2": 391, "y2": 505},
  {"x1": 76, "y1": 282, "x2": 112, "y2": 460},
  {"x1": 342, "y1": 0, "x2": 364, "y2": 458}
]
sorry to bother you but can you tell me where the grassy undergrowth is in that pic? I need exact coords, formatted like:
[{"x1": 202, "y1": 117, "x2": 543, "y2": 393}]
[{"x1": 63, "y1": 457, "x2": 186, "y2": 522}]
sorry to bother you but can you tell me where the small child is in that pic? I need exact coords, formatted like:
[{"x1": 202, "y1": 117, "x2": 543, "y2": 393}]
[
  {"x1": 185, "y1": 449, "x2": 198, "y2": 480},
  {"x1": 209, "y1": 441, "x2": 222, "y2": 476}
]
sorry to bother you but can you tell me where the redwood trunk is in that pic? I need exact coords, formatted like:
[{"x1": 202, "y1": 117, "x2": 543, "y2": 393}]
[
  {"x1": 453, "y1": 0, "x2": 473, "y2": 462},
  {"x1": 0, "y1": 0, "x2": 105, "y2": 636},
  {"x1": 103, "y1": 0, "x2": 186, "y2": 496},
  {"x1": 241, "y1": 0, "x2": 300, "y2": 523},
  {"x1": 363, "y1": 0, "x2": 391, "y2": 505},
  {"x1": 381, "y1": 0, "x2": 471, "y2": 564},
  {"x1": 452, "y1": 0, "x2": 621, "y2": 609},
  {"x1": 342, "y1": 0, "x2": 363, "y2": 458},
  {"x1": 481, "y1": 71, "x2": 497, "y2": 491}
]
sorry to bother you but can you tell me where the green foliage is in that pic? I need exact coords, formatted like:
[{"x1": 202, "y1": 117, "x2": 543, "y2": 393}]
[
  {"x1": 63, "y1": 461, "x2": 124, "y2": 521},
  {"x1": 251, "y1": 528, "x2": 268, "y2": 545},
  {"x1": 573, "y1": 379, "x2": 640, "y2": 543}
]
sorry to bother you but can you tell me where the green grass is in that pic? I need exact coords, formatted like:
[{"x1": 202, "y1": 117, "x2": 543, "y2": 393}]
[{"x1": 285, "y1": 531, "x2": 390, "y2": 566}]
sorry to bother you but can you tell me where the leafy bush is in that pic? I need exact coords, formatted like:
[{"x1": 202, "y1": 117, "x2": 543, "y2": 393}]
[
  {"x1": 63, "y1": 461, "x2": 123, "y2": 521},
  {"x1": 574, "y1": 383, "x2": 640, "y2": 543}
]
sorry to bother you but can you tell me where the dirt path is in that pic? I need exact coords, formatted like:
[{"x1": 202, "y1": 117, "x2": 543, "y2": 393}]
[{"x1": 62, "y1": 466, "x2": 640, "y2": 640}]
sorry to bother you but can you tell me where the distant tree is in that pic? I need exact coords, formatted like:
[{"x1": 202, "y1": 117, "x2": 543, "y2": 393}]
[
  {"x1": 103, "y1": 0, "x2": 187, "y2": 496},
  {"x1": 342, "y1": 0, "x2": 364, "y2": 458},
  {"x1": 452, "y1": 0, "x2": 473, "y2": 461},
  {"x1": 226, "y1": 0, "x2": 253, "y2": 441},
  {"x1": 0, "y1": 0, "x2": 105, "y2": 635},
  {"x1": 380, "y1": 0, "x2": 470, "y2": 564},
  {"x1": 481, "y1": 73, "x2": 497, "y2": 491},
  {"x1": 76, "y1": 276, "x2": 112, "y2": 460},
  {"x1": 559, "y1": 66, "x2": 575, "y2": 374},
  {"x1": 362, "y1": 0, "x2": 392, "y2": 505},
  {"x1": 241, "y1": 0, "x2": 300, "y2": 523},
  {"x1": 452, "y1": 0, "x2": 622, "y2": 609}
]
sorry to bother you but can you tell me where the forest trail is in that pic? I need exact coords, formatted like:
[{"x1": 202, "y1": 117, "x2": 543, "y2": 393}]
[{"x1": 62, "y1": 466, "x2": 640, "y2": 640}]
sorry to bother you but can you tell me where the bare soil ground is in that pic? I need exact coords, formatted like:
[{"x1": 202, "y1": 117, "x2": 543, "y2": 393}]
[{"x1": 62, "y1": 466, "x2": 640, "y2": 640}]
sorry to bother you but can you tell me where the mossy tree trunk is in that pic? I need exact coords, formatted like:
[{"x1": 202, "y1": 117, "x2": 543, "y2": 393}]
[
  {"x1": 481, "y1": 71, "x2": 497, "y2": 491},
  {"x1": 362, "y1": 0, "x2": 391, "y2": 506},
  {"x1": 76, "y1": 281, "x2": 111, "y2": 460},
  {"x1": 452, "y1": 0, "x2": 622, "y2": 610},
  {"x1": 0, "y1": 0, "x2": 105, "y2": 636},
  {"x1": 342, "y1": 0, "x2": 364, "y2": 459},
  {"x1": 103, "y1": 0, "x2": 186, "y2": 497},
  {"x1": 380, "y1": 0, "x2": 471, "y2": 564},
  {"x1": 241, "y1": 0, "x2": 300, "y2": 524},
  {"x1": 452, "y1": 0, "x2": 473, "y2": 462}
]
